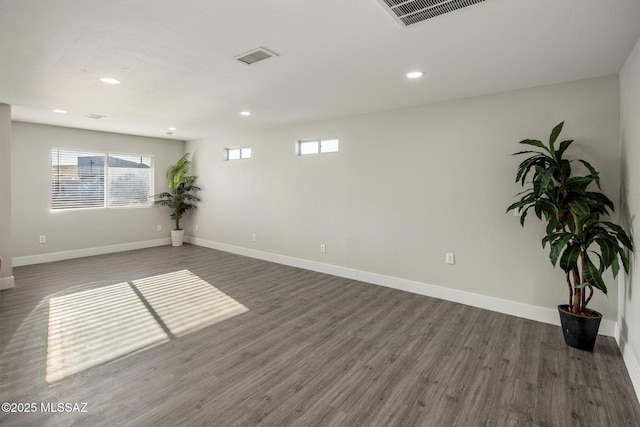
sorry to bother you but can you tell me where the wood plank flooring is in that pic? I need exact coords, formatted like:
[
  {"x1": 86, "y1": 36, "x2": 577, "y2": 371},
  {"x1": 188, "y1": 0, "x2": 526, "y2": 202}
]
[{"x1": 1, "y1": 244, "x2": 639, "y2": 426}]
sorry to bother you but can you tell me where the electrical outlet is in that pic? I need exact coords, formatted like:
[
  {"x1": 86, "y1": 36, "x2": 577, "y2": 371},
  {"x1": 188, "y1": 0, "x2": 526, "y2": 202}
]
[
  {"x1": 252, "y1": 233, "x2": 257, "y2": 242},
  {"x1": 320, "y1": 244, "x2": 326, "y2": 253},
  {"x1": 195, "y1": 224, "x2": 199, "y2": 231},
  {"x1": 446, "y1": 252, "x2": 455, "y2": 265},
  {"x1": 157, "y1": 225, "x2": 162, "y2": 231},
  {"x1": 39, "y1": 235, "x2": 46, "y2": 244},
  {"x1": 514, "y1": 207, "x2": 522, "y2": 217}
]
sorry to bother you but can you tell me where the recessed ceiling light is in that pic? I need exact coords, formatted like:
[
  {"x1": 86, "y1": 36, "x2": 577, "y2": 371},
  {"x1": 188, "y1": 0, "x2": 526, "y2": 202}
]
[
  {"x1": 52, "y1": 109, "x2": 67, "y2": 114},
  {"x1": 100, "y1": 77, "x2": 121, "y2": 85},
  {"x1": 406, "y1": 71, "x2": 424, "y2": 79},
  {"x1": 168, "y1": 127, "x2": 177, "y2": 131},
  {"x1": 240, "y1": 111, "x2": 251, "y2": 116}
]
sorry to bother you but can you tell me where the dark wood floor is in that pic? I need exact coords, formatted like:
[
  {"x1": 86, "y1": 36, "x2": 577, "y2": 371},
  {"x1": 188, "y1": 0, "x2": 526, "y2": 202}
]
[{"x1": 1, "y1": 245, "x2": 639, "y2": 426}]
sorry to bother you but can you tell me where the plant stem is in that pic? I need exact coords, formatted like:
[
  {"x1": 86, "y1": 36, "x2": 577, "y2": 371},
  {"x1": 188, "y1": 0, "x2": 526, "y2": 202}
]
[
  {"x1": 584, "y1": 286, "x2": 594, "y2": 308},
  {"x1": 571, "y1": 267, "x2": 581, "y2": 313},
  {"x1": 568, "y1": 206, "x2": 584, "y2": 313}
]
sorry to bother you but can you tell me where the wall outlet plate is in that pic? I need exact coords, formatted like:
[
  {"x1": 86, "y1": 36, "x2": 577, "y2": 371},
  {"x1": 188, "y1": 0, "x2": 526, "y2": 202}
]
[{"x1": 446, "y1": 252, "x2": 455, "y2": 264}]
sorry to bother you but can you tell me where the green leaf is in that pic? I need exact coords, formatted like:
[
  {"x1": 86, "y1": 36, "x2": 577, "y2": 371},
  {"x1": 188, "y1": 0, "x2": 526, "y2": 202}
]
[
  {"x1": 535, "y1": 167, "x2": 555, "y2": 198},
  {"x1": 513, "y1": 150, "x2": 546, "y2": 156},
  {"x1": 506, "y1": 199, "x2": 529, "y2": 213},
  {"x1": 515, "y1": 155, "x2": 546, "y2": 184},
  {"x1": 519, "y1": 139, "x2": 551, "y2": 155},
  {"x1": 542, "y1": 235, "x2": 549, "y2": 248},
  {"x1": 549, "y1": 234, "x2": 574, "y2": 266},
  {"x1": 583, "y1": 254, "x2": 608, "y2": 294},
  {"x1": 578, "y1": 160, "x2": 600, "y2": 188},
  {"x1": 603, "y1": 222, "x2": 633, "y2": 250},
  {"x1": 545, "y1": 215, "x2": 559, "y2": 235},
  {"x1": 519, "y1": 208, "x2": 529, "y2": 226},
  {"x1": 619, "y1": 247, "x2": 630, "y2": 274},
  {"x1": 555, "y1": 139, "x2": 574, "y2": 160},
  {"x1": 569, "y1": 200, "x2": 590, "y2": 217},
  {"x1": 597, "y1": 238, "x2": 617, "y2": 267},
  {"x1": 611, "y1": 253, "x2": 620, "y2": 278},
  {"x1": 585, "y1": 192, "x2": 614, "y2": 213},
  {"x1": 549, "y1": 121, "x2": 564, "y2": 153},
  {"x1": 559, "y1": 244, "x2": 581, "y2": 272},
  {"x1": 562, "y1": 176, "x2": 594, "y2": 192}
]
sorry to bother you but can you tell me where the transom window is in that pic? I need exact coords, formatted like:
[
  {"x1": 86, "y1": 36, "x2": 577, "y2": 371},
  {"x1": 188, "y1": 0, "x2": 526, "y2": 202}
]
[
  {"x1": 224, "y1": 147, "x2": 252, "y2": 161},
  {"x1": 51, "y1": 148, "x2": 154, "y2": 210},
  {"x1": 296, "y1": 138, "x2": 339, "y2": 156}
]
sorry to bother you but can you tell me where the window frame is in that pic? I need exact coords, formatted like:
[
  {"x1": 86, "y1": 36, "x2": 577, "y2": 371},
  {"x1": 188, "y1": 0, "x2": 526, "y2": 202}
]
[
  {"x1": 50, "y1": 147, "x2": 154, "y2": 211},
  {"x1": 224, "y1": 146, "x2": 252, "y2": 161},
  {"x1": 296, "y1": 137, "x2": 339, "y2": 156}
]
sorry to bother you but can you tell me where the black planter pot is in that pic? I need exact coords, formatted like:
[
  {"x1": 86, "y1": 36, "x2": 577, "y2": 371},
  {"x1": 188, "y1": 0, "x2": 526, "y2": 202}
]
[{"x1": 557, "y1": 305, "x2": 602, "y2": 351}]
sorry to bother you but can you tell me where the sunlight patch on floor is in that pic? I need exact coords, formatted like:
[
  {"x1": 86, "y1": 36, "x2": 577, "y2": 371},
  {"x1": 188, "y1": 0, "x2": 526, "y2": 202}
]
[
  {"x1": 133, "y1": 270, "x2": 250, "y2": 337},
  {"x1": 45, "y1": 270, "x2": 249, "y2": 383},
  {"x1": 46, "y1": 282, "x2": 170, "y2": 383}
]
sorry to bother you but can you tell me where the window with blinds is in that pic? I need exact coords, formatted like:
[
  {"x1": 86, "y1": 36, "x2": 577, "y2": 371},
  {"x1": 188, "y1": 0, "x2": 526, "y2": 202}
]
[
  {"x1": 51, "y1": 148, "x2": 153, "y2": 210},
  {"x1": 107, "y1": 153, "x2": 153, "y2": 207}
]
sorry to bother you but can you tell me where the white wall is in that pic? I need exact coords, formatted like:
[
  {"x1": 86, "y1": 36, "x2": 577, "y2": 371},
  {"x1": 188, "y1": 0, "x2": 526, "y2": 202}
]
[
  {"x1": 620, "y1": 35, "x2": 640, "y2": 398},
  {"x1": 0, "y1": 104, "x2": 13, "y2": 291},
  {"x1": 187, "y1": 75, "x2": 622, "y2": 322},
  {"x1": 11, "y1": 123, "x2": 185, "y2": 264}
]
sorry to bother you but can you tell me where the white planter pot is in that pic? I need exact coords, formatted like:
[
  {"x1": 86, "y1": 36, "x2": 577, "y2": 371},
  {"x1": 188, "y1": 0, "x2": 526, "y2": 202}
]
[{"x1": 171, "y1": 229, "x2": 185, "y2": 247}]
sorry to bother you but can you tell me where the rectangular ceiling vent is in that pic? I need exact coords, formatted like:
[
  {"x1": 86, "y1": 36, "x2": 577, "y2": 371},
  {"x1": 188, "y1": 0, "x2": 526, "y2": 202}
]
[
  {"x1": 85, "y1": 114, "x2": 106, "y2": 120},
  {"x1": 378, "y1": 0, "x2": 487, "y2": 27},
  {"x1": 234, "y1": 47, "x2": 279, "y2": 65}
]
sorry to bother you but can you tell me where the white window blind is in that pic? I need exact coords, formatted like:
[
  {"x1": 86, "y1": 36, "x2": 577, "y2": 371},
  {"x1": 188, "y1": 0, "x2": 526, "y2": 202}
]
[
  {"x1": 51, "y1": 149, "x2": 105, "y2": 210},
  {"x1": 107, "y1": 154, "x2": 153, "y2": 207},
  {"x1": 51, "y1": 148, "x2": 153, "y2": 210}
]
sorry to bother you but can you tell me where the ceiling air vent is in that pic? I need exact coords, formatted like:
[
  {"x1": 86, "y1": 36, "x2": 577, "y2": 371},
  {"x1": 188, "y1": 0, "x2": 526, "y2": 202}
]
[
  {"x1": 377, "y1": 0, "x2": 487, "y2": 27},
  {"x1": 86, "y1": 114, "x2": 106, "y2": 120},
  {"x1": 234, "y1": 47, "x2": 278, "y2": 65}
]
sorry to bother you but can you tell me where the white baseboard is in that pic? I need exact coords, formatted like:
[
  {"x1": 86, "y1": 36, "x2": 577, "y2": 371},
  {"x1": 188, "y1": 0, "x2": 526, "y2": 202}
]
[
  {"x1": 188, "y1": 237, "x2": 617, "y2": 337},
  {"x1": 12, "y1": 238, "x2": 172, "y2": 267},
  {"x1": 0, "y1": 275, "x2": 15, "y2": 290},
  {"x1": 616, "y1": 325, "x2": 640, "y2": 404}
]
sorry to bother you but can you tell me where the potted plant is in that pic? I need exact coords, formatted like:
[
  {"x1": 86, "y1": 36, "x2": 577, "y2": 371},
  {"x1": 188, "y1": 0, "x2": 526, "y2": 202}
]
[
  {"x1": 507, "y1": 122, "x2": 633, "y2": 351},
  {"x1": 153, "y1": 153, "x2": 201, "y2": 246}
]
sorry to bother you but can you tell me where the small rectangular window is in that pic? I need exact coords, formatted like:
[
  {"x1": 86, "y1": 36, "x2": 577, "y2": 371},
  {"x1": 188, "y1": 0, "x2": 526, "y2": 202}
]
[
  {"x1": 224, "y1": 147, "x2": 251, "y2": 161},
  {"x1": 298, "y1": 140, "x2": 319, "y2": 155},
  {"x1": 297, "y1": 138, "x2": 339, "y2": 156},
  {"x1": 227, "y1": 148, "x2": 241, "y2": 160},
  {"x1": 320, "y1": 138, "x2": 339, "y2": 153}
]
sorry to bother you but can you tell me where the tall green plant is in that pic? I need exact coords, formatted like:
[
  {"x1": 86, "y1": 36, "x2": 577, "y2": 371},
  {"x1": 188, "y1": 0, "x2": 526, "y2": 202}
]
[
  {"x1": 507, "y1": 122, "x2": 632, "y2": 315},
  {"x1": 154, "y1": 153, "x2": 201, "y2": 230}
]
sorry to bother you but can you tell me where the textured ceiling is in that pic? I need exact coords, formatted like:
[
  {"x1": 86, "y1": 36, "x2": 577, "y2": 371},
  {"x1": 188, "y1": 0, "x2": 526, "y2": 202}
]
[{"x1": 1, "y1": 0, "x2": 640, "y2": 141}]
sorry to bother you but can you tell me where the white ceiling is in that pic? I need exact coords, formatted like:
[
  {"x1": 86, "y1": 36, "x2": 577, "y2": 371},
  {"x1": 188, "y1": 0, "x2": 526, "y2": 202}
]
[{"x1": 1, "y1": 0, "x2": 640, "y2": 141}]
